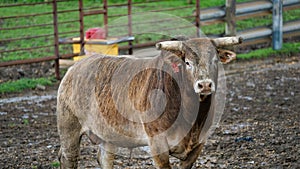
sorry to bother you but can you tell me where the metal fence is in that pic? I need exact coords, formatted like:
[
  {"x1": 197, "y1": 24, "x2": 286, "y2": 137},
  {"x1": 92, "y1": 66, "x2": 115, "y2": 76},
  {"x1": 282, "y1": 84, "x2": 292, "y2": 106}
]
[
  {"x1": 0, "y1": 0, "x2": 84, "y2": 79},
  {"x1": 199, "y1": 0, "x2": 300, "y2": 48},
  {"x1": 0, "y1": 0, "x2": 201, "y2": 79},
  {"x1": 0, "y1": 0, "x2": 299, "y2": 80}
]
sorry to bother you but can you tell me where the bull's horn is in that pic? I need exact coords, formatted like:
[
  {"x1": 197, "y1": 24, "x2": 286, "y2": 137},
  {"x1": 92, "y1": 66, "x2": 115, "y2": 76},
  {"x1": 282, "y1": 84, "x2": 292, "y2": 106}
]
[
  {"x1": 156, "y1": 41, "x2": 183, "y2": 51},
  {"x1": 211, "y1": 36, "x2": 243, "y2": 47}
]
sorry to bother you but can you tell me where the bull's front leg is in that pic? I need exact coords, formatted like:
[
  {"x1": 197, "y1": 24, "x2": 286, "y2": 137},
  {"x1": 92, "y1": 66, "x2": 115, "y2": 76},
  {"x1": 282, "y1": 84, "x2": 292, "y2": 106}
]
[
  {"x1": 179, "y1": 143, "x2": 204, "y2": 169},
  {"x1": 149, "y1": 136, "x2": 171, "y2": 169}
]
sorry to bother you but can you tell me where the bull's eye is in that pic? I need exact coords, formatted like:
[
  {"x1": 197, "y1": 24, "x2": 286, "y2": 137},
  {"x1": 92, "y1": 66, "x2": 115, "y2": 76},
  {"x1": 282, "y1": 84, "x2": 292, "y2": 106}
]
[{"x1": 185, "y1": 59, "x2": 193, "y2": 70}]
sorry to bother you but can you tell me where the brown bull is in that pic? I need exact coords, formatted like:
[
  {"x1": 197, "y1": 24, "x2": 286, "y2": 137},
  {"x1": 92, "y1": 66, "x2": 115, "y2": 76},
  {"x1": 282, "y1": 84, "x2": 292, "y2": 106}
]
[{"x1": 57, "y1": 36, "x2": 242, "y2": 169}]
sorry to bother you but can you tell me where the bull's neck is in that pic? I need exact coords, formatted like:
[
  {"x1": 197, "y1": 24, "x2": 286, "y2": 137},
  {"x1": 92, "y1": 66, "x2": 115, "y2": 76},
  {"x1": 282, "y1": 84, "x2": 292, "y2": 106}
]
[{"x1": 196, "y1": 95, "x2": 212, "y2": 126}]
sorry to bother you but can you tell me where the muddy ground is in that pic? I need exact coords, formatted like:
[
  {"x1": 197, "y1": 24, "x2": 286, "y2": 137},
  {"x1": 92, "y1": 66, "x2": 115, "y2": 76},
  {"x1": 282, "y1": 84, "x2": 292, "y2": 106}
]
[{"x1": 0, "y1": 54, "x2": 299, "y2": 168}]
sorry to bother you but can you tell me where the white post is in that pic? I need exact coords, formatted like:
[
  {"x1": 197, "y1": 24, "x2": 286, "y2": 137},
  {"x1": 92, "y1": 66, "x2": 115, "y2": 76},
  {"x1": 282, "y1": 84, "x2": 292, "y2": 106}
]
[{"x1": 272, "y1": 0, "x2": 283, "y2": 50}]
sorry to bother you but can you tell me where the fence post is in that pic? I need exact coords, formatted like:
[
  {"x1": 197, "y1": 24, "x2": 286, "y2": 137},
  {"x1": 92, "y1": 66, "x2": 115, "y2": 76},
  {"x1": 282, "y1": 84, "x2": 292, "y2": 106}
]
[
  {"x1": 103, "y1": 0, "x2": 108, "y2": 37},
  {"x1": 195, "y1": 0, "x2": 200, "y2": 37},
  {"x1": 52, "y1": 0, "x2": 60, "y2": 80},
  {"x1": 128, "y1": 0, "x2": 133, "y2": 55},
  {"x1": 225, "y1": 0, "x2": 236, "y2": 36},
  {"x1": 79, "y1": 0, "x2": 85, "y2": 55},
  {"x1": 272, "y1": 0, "x2": 283, "y2": 50}
]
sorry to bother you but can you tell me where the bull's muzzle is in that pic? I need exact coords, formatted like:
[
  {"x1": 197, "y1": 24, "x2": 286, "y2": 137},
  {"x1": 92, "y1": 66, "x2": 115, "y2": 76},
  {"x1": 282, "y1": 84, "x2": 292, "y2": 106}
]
[{"x1": 194, "y1": 79, "x2": 215, "y2": 101}]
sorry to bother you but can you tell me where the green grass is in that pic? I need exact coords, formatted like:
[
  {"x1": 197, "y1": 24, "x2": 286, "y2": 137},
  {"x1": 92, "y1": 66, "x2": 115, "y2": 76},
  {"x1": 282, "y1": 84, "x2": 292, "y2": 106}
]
[
  {"x1": 51, "y1": 161, "x2": 60, "y2": 168},
  {"x1": 0, "y1": 77, "x2": 55, "y2": 94},
  {"x1": 23, "y1": 119, "x2": 29, "y2": 125},
  {"x1": 1, "y1": 0, "x2": 299, "y2": 62},
  {"x1": 238, "y1": 42, "x2": 300, "y2": 59}
]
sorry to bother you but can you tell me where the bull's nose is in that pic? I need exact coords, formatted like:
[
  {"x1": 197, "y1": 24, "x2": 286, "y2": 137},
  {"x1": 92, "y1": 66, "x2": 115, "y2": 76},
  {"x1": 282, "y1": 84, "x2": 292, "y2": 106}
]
[{"x1": 194, "y1": 79, "x2": 215, "y2": 94}]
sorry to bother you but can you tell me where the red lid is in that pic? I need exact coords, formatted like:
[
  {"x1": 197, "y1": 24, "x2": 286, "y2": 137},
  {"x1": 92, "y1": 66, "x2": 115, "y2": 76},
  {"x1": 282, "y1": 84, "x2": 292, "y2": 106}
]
[{"x1": 85, "y1": 27, "x2": 106, "y2": 39}]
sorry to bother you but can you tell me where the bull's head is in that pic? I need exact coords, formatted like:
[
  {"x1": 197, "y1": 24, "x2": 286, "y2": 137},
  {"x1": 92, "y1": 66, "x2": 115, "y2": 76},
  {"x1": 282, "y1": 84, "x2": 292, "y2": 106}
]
[{"x1": 156, "y1": 36, "x2": 242, "y2": 102}]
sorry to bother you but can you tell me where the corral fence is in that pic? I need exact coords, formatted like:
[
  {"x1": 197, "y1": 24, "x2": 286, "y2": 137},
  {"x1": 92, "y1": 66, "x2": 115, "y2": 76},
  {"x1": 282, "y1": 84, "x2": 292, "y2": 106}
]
[{"x1": 0, "y1": 0, "x2": 299, "y2": 80}]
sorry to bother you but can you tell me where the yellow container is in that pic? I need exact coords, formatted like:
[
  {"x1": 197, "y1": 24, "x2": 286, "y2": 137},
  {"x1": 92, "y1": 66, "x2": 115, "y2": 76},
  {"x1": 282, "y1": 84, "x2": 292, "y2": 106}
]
[
  {"x1": 73, "y1": 55, "x2": 87, "y2": 61},
  {"x1": 72, "y1": 38, "x2": 118, "y2": 61}
]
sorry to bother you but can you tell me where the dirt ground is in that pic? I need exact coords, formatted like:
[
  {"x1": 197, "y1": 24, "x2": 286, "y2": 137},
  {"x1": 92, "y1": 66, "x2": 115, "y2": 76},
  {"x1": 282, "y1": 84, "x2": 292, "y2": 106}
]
[{"x1": 0, "y1": 53, "x2": 299, "y2": 168}]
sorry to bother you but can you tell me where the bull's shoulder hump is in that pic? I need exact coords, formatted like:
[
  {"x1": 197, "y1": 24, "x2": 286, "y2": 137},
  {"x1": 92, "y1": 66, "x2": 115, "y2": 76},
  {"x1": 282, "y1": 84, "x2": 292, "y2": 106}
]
[
  {"x1": 68, "y1": 54, "x2": 160, "y2": 74},
  {"x1": 116, "y1": 54, "x2": 158, "y2": 60}
]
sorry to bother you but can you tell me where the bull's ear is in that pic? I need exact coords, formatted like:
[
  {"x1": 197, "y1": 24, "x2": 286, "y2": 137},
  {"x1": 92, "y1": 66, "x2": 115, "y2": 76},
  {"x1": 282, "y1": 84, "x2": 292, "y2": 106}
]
[
  {"x1": 217, "y1": 49, "x2": 236, "y2": 64},
  {"x1": 211, "y1": 36, "x2": 242, "y2": 64}
]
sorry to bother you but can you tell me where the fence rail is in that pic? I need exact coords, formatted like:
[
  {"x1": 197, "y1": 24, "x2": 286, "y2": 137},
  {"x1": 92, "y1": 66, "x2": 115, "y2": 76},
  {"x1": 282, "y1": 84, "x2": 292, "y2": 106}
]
[
  {"x1": 0, "y1": 0, "x2": 299, "y2": 80},
  {"x1": 200, "y1": 0, "x2": 299, "y2": 25}
]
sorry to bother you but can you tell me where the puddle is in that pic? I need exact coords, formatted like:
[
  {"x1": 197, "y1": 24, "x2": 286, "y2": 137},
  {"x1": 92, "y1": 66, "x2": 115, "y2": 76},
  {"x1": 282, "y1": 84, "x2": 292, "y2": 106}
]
[
  {"x1": 223, "y1": 122, "x2": 252, "y2": 135},
  {"x1": 0, "y1": 95, "x2": 56, "y2": 106},
  {"x1": 238, "y1": 96, "x2": 253, "y2": 101},
  {"x1": 0, "y1": 112, "x2": 8, "y2": 115},
  {"x1": 39, "y1": 112, "x2": 50, "y2": 116},
  {"x1": 21, "y1": 114, "x2": 29, "y2": 119}
]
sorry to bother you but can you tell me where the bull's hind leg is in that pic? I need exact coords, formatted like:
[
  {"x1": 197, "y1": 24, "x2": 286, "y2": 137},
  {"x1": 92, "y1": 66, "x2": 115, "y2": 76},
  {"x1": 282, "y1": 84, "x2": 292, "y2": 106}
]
[
  {"x1": 96, "y1": 143, "x2": 116, "y2": 169},
  {"x1": 57, "y1": 107, "x2": 82, "y2": 169},
  {"x1": 149, "y1": 137, "x2": 171, "y2": 169}
]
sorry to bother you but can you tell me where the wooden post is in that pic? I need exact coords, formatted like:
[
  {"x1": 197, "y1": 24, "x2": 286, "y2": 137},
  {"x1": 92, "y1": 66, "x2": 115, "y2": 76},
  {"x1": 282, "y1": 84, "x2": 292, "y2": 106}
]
[
  {"x1": 195, "y1": 0, "x2": 200, "y2": 37},
  {"x1": 272, "y1": 0, "x2": 283, "y2": 50},
  {"x1": 103, "y1": 0, "x2": 108, "y2": 37},
  {"x1": 79, "y1": 0, "x2": 85, "y2": 55},
  {"x1": 225, "y1": 0, "x2": 236, "y2": 36},
  {"x1": 52, "y1": 0, "x2": 60, "y2": 80},
  {"x1": 128, "y1": 0, "x2": 133, "y2": 55}
]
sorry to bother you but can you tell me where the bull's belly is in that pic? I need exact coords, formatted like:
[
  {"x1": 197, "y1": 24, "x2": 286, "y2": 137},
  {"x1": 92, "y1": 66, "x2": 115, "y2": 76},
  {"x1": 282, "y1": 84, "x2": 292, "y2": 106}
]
[{"x1": 80, "y1": 120, "x2": 149, "y2": 148}]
